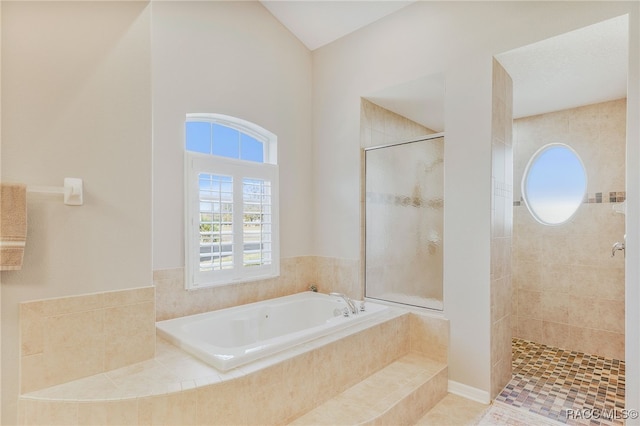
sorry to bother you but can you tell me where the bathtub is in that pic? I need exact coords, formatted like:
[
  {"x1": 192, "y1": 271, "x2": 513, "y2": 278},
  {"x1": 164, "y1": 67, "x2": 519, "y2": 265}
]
[{"x1": 156, "y1": 291, "x2": 388, "y2": 371}]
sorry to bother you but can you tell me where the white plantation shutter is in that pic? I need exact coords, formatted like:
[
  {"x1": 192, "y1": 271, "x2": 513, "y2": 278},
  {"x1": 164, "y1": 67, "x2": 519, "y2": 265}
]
[{"x1": 185, "y1": 115, "x2": 279, "y2": 289}]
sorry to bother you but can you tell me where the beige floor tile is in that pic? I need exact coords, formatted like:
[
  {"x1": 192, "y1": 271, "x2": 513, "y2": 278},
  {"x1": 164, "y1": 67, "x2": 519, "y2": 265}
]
[{"x1": 414, "y1": 393, "x2": 488, "y2": 426}]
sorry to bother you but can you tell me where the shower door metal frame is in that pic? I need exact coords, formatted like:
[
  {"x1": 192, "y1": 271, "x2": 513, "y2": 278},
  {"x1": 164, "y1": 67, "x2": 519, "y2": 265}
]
[{"x1": 363, "y1": 132, "x2": 445, "y2": 310}]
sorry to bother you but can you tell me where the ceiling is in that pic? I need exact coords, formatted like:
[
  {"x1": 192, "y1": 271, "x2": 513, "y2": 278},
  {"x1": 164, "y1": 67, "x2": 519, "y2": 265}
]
[
  {"x1": 261, "y1": 2, "x2": 628, "y2": 131},
  {"x1": 497, "y1": 14, "x2": 628, "y2": 119},
  {"x1": 260, "y1": 1, "x2": 415, "y2": 51}
]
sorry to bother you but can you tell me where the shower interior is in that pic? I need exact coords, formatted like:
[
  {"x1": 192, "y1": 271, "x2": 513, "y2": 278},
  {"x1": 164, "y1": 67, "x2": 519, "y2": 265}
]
[
  {"x1": 364, "y1": 134, "x2": 444, "y2": 310},
  {"x1": 495, "y1": 15, "x2": 629, "y2": 425},
  {"x1": 502, "y1": 98, "x2": 628, "y2": 425},
  {"x1": 509, "y1": 99, "x2": 627, "y2": 360}
]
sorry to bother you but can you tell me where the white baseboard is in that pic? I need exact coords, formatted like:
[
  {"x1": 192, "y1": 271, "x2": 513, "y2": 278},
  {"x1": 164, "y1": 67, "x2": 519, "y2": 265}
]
[{"x1": 448, "y1": 380, "x2": 491, "y2": 404}]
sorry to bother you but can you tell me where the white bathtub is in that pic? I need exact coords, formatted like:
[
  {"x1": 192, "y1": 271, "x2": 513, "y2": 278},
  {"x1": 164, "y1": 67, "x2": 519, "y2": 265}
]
[{"x1": 156, "y1": 291, "x2": 388, "y2": 371}]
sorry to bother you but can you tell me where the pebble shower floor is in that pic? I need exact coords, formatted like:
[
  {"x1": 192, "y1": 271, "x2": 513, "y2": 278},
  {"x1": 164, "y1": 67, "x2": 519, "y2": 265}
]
[{"x1": 496, "y1": 338, "x2": 626, "y2": 426}]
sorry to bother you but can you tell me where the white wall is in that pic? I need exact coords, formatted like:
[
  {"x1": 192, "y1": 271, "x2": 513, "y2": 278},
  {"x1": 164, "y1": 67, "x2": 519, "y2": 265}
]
[
  {"x1": 1, "y1": 3, "x2": 3, "y2": 420},
  {"x1": 151, "y1": 1, "x2": 313, "y2": 270},
  {"x1": 311, "y1": 0, "x2": 639, "y2": 399},
  {"x1": 625, "y1": 6, "x2": 640, "y2": 424},
  {"x1": 1, "y1": 2, "x2": 152, "y2": 422}
]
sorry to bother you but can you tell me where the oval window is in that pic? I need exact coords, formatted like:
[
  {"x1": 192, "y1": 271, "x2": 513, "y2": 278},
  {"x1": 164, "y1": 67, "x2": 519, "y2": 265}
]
[{"x1": 522, "y1": 144, "x2": 587, "y2": 225}]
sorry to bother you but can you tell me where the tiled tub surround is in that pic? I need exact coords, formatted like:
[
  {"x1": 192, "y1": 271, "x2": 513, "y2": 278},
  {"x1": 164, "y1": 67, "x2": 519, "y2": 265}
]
[
  {"x1": 19, "y1": 287, "x2": 156, "y2": 394},
  {"x1": 512, "y1": 99, "x2": 626, "y2": 361},
  {"x1": 290, "y1": 351, "x2": 448, "y2": 425},
  {"x1": 155, "y1": 256, "x2": 360, "y2": 321},
  {"x1": 18, "y1": 255, "x2": 362, "y2": 392},
  {"x1": 18, "y1": 309, "x2": 449, "y2": 425},
  {"x1": 156, "y1": 292, "x2": 390, "y2": 371}
]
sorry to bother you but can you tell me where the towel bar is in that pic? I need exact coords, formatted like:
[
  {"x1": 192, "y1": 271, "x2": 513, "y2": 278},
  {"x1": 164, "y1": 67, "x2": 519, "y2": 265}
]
[{"x1": 27, "y1": 178, "x2": 83, "y2": 206}]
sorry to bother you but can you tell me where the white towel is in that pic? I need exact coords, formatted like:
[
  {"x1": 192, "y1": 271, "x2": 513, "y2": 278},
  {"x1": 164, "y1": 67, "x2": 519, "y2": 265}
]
[{"x1": 0, "y1": 183, "x2": 27, "y2": 271}]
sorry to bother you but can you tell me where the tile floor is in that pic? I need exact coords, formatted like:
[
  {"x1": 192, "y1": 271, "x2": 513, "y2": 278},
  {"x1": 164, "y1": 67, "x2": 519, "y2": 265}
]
[
  {"x1": 495, "y1": 338, "x2": 626, "y2": 426},
  {"x1": 426, "y1": 338, "x2": 628, "y2": 426},
  {"x1": 417, "y1": 394, "x2": 566, "y2": 426},
  {"x1": 415, "y1": 393, "x2": 488, "y2": 425},
  {"x1": 478, "y1": 401, "x2": 567, "y2": 425}
]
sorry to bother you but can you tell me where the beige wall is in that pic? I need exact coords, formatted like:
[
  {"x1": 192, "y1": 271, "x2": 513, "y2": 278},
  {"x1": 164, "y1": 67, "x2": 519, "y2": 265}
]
[
  {"x1": 490, "y1": 59, "x2": 513, "y2": 398},
  {"x1": 311, "y1": 0, "x2": 638, "y2": 400},
  {"x1": 149, "y1": 0, "x2": 317, "y2": 381},
  {"x1": 1, "y1": 3, "x2": 152, "y2": 423},
  {"x1": 1, "y1": 2, "x2": 313, "y2": 421},
  {"x1": 512, "y1": 99, "x2": 626, "y2": 360},
  {"x1": 151, "y1": 1, "x2": 313, "y2": 270},
  {"x1": 0, "y1": 0, "x2": 638, "y2": 418}
]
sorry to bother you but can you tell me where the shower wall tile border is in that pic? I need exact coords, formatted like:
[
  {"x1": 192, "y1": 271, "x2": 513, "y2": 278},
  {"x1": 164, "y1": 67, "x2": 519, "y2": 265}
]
[
  {"x1": 19, "y1": 286, "x2": 155, "y2": 394},
  {"x1": 365, "y1": 191, "x2": 444, "y2": 209},
  {"x1": 513, "y1": 191, "x2": 626, "y2": 207}
]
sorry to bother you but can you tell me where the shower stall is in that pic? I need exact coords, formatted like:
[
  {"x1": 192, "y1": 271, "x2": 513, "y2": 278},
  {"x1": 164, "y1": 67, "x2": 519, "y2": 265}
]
[{"x1": 364, "y1": 134, "x2": 444, "y2": 310}]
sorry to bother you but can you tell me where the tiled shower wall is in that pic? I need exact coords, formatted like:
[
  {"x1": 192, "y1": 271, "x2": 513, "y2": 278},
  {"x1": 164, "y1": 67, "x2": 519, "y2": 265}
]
[
  {"x1": 359, "y1": 99, "x2": 437, "y2": 301},
  {"x1": 490, "y1": 59, "x2": 514, "y2": 398},
  {"x1": 359, "y1": 99, "x2": 436, "y2": 149},
  {"x1": 512, "y1": 99, "x2": 626, "y2": 361}
]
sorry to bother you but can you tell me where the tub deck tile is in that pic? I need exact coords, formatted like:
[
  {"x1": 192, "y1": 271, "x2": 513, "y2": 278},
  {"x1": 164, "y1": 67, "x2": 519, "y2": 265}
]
[
  {"x1": 288, "y1": 351, "x2": 447, "y2": 425},
  {"x1": 19, "y1": 309, "x2": 413, "y2": 426},
  {"x1": 20, "y1": 309, "x2": 403, "y2": 403},
  {"x1": 21, "y1": 341, "x2": 188, "y2": 401},
  {"x1": 19, "y1": 308, "x2": 442, "y2": 426}
]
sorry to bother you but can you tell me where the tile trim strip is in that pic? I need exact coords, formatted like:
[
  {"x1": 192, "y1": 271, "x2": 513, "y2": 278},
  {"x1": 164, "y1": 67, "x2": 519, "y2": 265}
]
[{"x1": 513, "y1": 191, "x2": 626, "y2": 207}]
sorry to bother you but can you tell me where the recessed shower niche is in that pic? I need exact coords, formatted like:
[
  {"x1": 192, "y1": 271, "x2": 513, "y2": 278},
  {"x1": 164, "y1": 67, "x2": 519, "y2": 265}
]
[{"x1": 361, "y1": 72, "x2": 445, "y2": 310}]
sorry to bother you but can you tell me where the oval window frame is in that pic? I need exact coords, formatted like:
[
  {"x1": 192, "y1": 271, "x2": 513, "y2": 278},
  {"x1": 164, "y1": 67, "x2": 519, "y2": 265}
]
[{"x1": 521, "y1": 143, "x2": 587, "y2": 226}]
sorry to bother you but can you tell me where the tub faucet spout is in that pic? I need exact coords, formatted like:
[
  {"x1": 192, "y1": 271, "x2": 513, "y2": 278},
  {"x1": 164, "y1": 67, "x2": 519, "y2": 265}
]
[{"x1": 329, "y1": 292, "x2": 358, "y2": 315}]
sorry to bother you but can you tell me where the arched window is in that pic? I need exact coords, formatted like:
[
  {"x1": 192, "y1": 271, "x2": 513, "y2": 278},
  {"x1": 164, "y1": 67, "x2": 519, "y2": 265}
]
[
  {"x1": 522, "y1": 143, "x2": 587, "y2": 226},
  {"x1": 184, "y1": 114, "x2": 279, "y2": 289}
]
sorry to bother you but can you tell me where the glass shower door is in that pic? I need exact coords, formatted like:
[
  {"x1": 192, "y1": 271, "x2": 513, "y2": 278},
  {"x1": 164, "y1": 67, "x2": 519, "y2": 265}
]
[{"x1": 364, "y1": 135, "x2": 444, "y2": 310}]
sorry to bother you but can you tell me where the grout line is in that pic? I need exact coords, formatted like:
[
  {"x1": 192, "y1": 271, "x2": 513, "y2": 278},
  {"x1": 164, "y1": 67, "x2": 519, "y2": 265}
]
[{"x1": 496, "y1": 338, "x2": 625, "y2": 426}]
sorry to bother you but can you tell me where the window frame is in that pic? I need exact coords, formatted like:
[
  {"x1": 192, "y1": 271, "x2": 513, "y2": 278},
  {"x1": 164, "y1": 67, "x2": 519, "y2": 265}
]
[
  {"x1": 521, "y1": 142, "x2": 587, "y2": 226},
  {"x1": 185, "y1": 113, "x2": 277, "y2": 164},
  {"x1": 184, "y1": 114, "x2": 279, "y2": 290}
]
